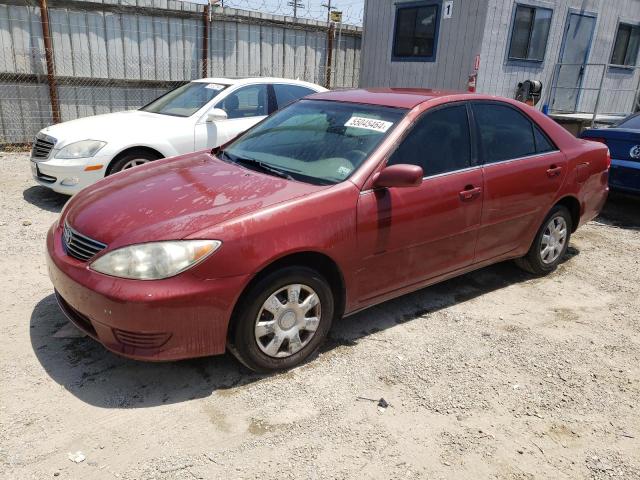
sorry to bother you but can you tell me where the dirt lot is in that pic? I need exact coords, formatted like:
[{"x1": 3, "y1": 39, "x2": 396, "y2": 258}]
[{"x1": 1, "y1": 151, "x2": 639, "y2": 480}]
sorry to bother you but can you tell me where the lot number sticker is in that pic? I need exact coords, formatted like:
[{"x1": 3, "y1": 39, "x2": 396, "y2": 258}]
[{"x1": 345, "y1": 116, "x2": 393, "y2": 133}]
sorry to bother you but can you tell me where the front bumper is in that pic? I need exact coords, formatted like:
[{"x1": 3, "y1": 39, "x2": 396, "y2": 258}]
[
  {"x1": 609, "y1": 158, "x2": 640, "y2": 194},
  {"x1": 46, "y1": 223, "x2": 250, "y2": 361},
  {"x1": 31, "y1": 155, "x2": 109, "y2": 195}
]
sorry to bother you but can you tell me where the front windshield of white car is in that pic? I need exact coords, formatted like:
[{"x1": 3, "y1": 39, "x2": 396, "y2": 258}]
[
  {"x1": 220, "y1": 100, "x2": 407, "y2": 185},
  {"x1": 141, "y1": 82, "x2": 228, "y2": 117}
]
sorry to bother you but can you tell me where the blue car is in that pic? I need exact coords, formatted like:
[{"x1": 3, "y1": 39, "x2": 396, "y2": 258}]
[{"x1": 580, "y1": 113, "x2": 640, "y2": 194}]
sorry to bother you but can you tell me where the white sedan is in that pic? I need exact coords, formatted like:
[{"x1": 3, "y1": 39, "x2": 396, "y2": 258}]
[{"x1": 30, "y1": 77, "x2": 326, "y2": 195}]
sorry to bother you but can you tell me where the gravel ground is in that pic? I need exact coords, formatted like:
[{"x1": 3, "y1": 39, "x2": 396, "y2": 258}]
[{"x1": 1, "y1": 151, "x2": 639, "y2": 480}]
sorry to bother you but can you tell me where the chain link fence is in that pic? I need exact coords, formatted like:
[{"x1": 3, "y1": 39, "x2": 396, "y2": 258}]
[{"x1": 0, "y1": 0, "x2": 361, "y2": 147}]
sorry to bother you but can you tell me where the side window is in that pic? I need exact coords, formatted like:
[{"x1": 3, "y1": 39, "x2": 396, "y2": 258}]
[
  {"x1": 533, "y1": 125, "x2": 555, "y2": 153},
  {"x1": 472, "y1": 103, "x2": 536, "y2": 163},
  {"x1": 215, "y1": 84, "x2": 268, "y2": 119},
  {"x1": 387, "y1": 105, "x2": 471, "y2": 176},
  {"x1": 274, "y1": 84, "x2": 315, "y2": 109}
]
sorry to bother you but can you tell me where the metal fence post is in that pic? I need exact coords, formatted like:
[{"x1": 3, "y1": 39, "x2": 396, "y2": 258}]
[
  {"x1": 325, "y1": 22, "x2": 334, "y2": 89},
  {"x1": 38, "y1": 0, "x2": 61, "y2": 124},
  {"x1": 201, "y1": 3, "x2": 210, "y2": 78},
  {"x1": 591, "y1": 64, "x2": 606, "y2": 127}
]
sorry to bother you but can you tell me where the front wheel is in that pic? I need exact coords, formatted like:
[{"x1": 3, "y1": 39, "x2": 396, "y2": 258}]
[
  {"x1": 230, "y1": 266, "x2": 334, "y2": 373},
  {"x1": 515, "y1": 205, "x2": 572, "y2": 275},
  {"x1": 107, "y1": 150, "x2": 161, "y2": 175}
]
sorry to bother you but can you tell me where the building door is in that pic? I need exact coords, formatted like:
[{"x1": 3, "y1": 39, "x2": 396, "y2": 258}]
[{"x1": 551, "y1": 12, "x2": 596, "y2": 112}]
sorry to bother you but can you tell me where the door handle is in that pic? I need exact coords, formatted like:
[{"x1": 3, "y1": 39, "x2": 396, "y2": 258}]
[
  {"x1": 459, "y1": 185, "x2": 482, "y2": 201},
  {"x1": 546, "y1": 165, "x2": 563, "y2": 177}
]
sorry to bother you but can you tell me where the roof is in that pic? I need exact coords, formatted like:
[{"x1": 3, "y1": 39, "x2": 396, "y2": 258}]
[
  {"x1": 191, "y1": 77, "x2": 325, "y2": 90},
  {"x1": 307, "y1": 88, "x2": 467, "y2": 109}
]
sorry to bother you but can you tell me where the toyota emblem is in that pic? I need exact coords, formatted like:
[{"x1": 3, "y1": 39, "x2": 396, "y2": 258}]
[
  {"x1": 63, "y1": 226, "x2": 73, "y2": 246},
  {"x1": 631, "y1": 145, "x2": 640, "y2": 159}
]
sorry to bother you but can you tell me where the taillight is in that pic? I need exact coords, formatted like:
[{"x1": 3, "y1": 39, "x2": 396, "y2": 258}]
[{"x1": 606, "y1": 148, "x2": 611, "y2": 169}]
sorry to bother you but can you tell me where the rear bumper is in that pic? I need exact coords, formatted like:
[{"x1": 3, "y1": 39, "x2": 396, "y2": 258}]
[
  {"x1": 46, "y1": 223, "x2": 250, "y2": 361},
  {"x1": 609, "y1": 159, "x2": 640, "y2": 194}
]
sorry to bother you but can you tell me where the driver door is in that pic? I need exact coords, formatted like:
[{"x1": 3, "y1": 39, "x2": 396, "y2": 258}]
[
  {"x1": 355, "y1": 103, "x2": 483, "y2": 302},
  {"x1": 194, "y1": 84, "x2": 270, "y2": 149}
]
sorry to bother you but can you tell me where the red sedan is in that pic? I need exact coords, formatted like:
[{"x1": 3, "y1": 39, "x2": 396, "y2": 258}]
[{"x1": 46, "y1": 89, "x2": 609, "y2": 372}]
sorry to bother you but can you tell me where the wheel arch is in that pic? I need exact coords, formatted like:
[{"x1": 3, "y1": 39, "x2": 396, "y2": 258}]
[
  {"x1": 554, "y1": 195, "x2": 581, "y2": 232},
  {"x1": 106, "y1": 146, "x2": 166, "y2": 174},
  {"x1": 226, "y1": 250, "x2": 347, "y2": 341}
]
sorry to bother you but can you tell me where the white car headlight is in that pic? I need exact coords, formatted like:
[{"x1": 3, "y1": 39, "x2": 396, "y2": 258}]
[
  {"x1": 56, "y1": 140, "x2": 107, "y2": 159},
  {"x1": 90, "y1": 240, "x2": 221, "y2": 280}
]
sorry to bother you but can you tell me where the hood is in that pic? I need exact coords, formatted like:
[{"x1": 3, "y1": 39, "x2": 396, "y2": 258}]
[
  {"x1": 63, "y1": 151, "x2": 327, "y2": 247},
  {"x1": 41, "y1": 110, "x2": 189, "y2": 149}
]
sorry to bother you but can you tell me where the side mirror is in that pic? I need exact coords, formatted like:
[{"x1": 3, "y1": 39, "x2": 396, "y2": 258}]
[
  {"x1": 372, "y1": 164, "x2": 423, "y2": 188},
  {"x1": 207, "y1": 108, "x2": 228, "y2": 123}
]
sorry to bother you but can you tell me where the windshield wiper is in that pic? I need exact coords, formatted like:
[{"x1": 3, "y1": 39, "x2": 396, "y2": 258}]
[{"x1": 225, "y1": 153, "x2": 294, "y2": 181}]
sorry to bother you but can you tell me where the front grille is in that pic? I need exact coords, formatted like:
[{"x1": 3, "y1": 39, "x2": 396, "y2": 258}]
[
  {"x1": 62, "y1": 222, "x2": 107, "y2": 262},
  {"x1": 31, "y1": 133, "x2": 57, "y2": 160}
]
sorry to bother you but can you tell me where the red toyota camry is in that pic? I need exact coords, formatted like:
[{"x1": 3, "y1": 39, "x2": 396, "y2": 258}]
[{"x1": 46, "y1": 89, "x2": 609, "y2": 372}]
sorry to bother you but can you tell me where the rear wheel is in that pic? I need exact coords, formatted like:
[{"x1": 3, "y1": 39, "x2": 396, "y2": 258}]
[
  {"x1": 515, "y1": 205, "x2": 572, "y2": 275},
  {"x1": 108, "y1": 150, "x2": 162, "y2": 175},
  {"x1": 230, "y1": 266, "x2": 334, "y2": 373}
]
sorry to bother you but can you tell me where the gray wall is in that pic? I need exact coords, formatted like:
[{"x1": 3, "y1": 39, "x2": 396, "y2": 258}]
[
  {"x1": 360, "y1": 0, "x2": 640, "y2": 115},
  {"x1": 478, "y1": 0, "x2": 640, "y2": 115},
  {"x1": 0, "y1": 0, "x2": 362, "y2": 144},
  {"x1": 359, "y1": 0, "x2": 490, "y2": 90}
]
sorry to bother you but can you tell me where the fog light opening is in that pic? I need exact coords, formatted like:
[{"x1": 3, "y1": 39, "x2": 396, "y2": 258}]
[{"x1": 60, "y1": 177, "x2": 79, "y2": 186}]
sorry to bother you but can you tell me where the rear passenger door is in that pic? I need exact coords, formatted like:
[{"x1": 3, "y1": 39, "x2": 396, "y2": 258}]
[
  {"x1": 471, "y1": 101, "x2": 567, "y2": 262},
  {"x1": 356, "y1": 103, "x2": 483, "y2": 301}
]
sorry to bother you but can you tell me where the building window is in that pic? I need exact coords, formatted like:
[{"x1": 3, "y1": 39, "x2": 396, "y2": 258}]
[
  {"x1": 507, "y1": 5, "x2": 552, "y2": 62},
  {"x1": 611, "y1": 23, "x2": 640, "y2": 67},
  {"x1": 392, "y1": 2, "x2": 441, "y2": 61}
]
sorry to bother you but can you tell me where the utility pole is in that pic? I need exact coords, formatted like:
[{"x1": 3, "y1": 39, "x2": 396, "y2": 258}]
[
  {"x1": 287, "y1": 0, "x2": 303, "y2": 18},
  {"x1": 321, "y1": 0, "x2": 334, "y2": 22}
]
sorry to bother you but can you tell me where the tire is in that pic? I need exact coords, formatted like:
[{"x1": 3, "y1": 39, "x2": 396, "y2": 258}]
[
  {"x1": 515, "y1": 205, "x2": 573, "y2": 275},
  {"x1": 107, "y1": 149, "x2": 162, "y2": 175},
  {"x1": 230, "y1": 266, "x2": 334, "y2": 373}
]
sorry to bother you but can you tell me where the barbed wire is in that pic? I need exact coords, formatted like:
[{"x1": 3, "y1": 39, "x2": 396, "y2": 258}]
[{"x1": 205, "y1": 0, "x2": 364, "y2": 26}]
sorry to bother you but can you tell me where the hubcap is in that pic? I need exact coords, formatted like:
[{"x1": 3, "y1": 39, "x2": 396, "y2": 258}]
[
  {"x1": 540, "y1": 216, "x2": 568, "y2": 264},
  {"x1": 254, "y1": 284, "x2": 321, "y2": 358},
  {"x1": 121, "y1": 158, "x2": 150, "y2": 170}
]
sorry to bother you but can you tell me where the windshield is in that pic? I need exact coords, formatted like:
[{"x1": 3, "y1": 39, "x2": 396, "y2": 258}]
[
  {"x1": 141, "y1": 82, "x2": 228, "y2": 117},
  {"x1": 616, "y1": 113, "x2": 640, "y2": 130},
  {"x1": 222, "y1": 100, "x2": 407, "y2": 185}
]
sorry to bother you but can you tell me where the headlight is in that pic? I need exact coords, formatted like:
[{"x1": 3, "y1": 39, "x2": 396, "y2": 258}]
[
  {"x1": 56, "y1": 140, "x2": 106, "y2": 159},
  {"x1": 90, "y1": 240, "x2": 221, "y2": 280}
]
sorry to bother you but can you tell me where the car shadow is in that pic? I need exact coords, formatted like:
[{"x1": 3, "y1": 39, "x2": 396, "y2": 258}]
[
  {"x1": 596, "y1": 192, "x2": 640, "y2": 229},
  {"x1": 31, "y1": 256, "x2": 567, "y2": 409},
  {"x1": 23, "y1": 186, "x2": 68, "y2": 213}
]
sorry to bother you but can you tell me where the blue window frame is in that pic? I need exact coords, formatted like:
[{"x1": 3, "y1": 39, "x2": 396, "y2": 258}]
[
  {"x1": 610, "y1": 23, "x2": 640, "y2": 67},
  {"x1": 391, "y1": 1, "x2": 441, "y2": 62},
  {"x1": 507, "y1": 4, "x2": 553, "y2": 62}
]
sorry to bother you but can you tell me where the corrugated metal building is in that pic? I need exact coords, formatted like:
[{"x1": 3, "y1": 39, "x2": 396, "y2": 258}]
[{"x1": 359, "y1": 0, "x2": 640, "y2": 118}]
